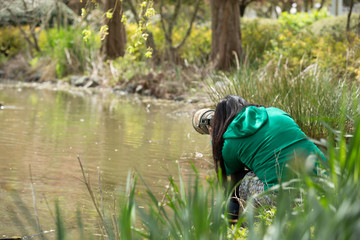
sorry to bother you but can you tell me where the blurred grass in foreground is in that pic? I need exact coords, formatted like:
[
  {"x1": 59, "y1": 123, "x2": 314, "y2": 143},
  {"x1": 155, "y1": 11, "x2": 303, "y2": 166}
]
[{"x1": 8, "y1": 121, "x2": 360, "y2": 240}]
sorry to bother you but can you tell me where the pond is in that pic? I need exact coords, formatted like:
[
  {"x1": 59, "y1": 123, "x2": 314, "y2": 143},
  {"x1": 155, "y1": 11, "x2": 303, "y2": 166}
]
[{"x1": 0, "y1": 83, "x2": 213, "y2": 237}]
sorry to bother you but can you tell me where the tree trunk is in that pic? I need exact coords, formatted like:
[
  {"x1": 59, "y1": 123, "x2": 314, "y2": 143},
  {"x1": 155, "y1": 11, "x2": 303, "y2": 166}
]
[
  {"x1": 358, "y1": 13, "x2": 360, "y2": 37},
  {"x1": 103, "y1": 0, "x2": 126, "y2": 59},
  {"x1": 304, "y1": 0, "x2": 309, "y2": 12},
  {"x1": 239, "y1": 2, "x2": 246, "y2": 17},
  {"x1": 346, "y1": 0, "x2": 354, "y2": 33},
  {"x1": 210, "y1": 0, "x2": 242, "y2": 70}
]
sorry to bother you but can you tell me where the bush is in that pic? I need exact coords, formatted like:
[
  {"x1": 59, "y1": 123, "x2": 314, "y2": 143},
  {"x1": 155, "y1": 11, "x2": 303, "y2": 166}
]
[
  {"x1": 263, "y1": 27, "x2": 360, "y2": 79},
  {"x1": 279, "y1": 8, "x2": 329, "y2": 32},
  {"x1": 178, "y1": 23, "x2": 211, "y2": 65},
  {"x1": 307, "y1": 14, "x2": 360, "y2": 40},
  {"x1": 38, "y1": 26, "x2": 101, "y2": 78},
  {"x1": 126, "y1": 21, "x2": 211, "y2": 65},
  {"x1": 241, "y1": 18, "x2": 281, "y2": 65},
  {"x1": 0, "y1": 26, "x2": 26, "y2": 59},
  {"x1": 109, "y1": 54, "x2": 150, "y2": 85}
]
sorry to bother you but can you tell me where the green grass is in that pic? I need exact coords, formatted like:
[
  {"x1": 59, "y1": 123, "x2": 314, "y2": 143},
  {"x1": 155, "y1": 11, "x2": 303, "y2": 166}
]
[
  {"x1": 38, "y1": 26, "x2": 101, "y2": 78},
  {"x1": 207, "y1": 64, "x2": 359, "y2": 139}
]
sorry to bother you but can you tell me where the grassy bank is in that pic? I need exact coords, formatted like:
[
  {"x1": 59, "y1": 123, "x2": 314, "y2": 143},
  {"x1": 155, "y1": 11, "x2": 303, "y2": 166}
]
[{"x1": 207, "y1": 64, "x2": 359, "y2": 139}]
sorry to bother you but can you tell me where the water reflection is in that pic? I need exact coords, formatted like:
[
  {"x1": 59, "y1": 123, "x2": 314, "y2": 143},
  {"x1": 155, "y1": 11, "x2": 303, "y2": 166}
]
[{"x1": 0, "y1": 84, "x2": 213, "y2": 236}]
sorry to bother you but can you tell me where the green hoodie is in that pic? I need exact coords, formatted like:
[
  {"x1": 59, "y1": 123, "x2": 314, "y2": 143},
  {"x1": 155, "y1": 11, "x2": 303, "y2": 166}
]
[{"x1": 222, "y1": 106, "x2": 324, "y2": 189}]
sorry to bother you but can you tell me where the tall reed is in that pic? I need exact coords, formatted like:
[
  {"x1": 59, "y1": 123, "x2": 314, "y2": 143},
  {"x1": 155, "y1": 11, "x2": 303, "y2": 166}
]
[{"x1": 207, "y1": 63, "x2": 359, "y2": 139}]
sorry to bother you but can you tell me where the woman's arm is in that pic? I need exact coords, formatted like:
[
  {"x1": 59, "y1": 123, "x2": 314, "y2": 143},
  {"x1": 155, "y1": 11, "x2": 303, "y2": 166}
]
[{"x1": 230, "y1": 168, "x2": 250, "y2": 195}]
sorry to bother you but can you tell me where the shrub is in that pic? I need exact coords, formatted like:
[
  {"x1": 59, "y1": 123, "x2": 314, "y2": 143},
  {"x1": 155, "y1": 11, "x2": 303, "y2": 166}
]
[
  {"x1": 178, "y1": 23, "x2": 211, "y2": 65},
  {"x1": 108, "y1": 54, "x2": 150, "y2": 85},
  {"x1": 126, "y1": 21, "x2": 211, "y2": 65},
  {"x1": 241, "y1": 18, "x2": 281, "y2": 65},
  {"x1": 38, "y1": 26, "x2": 101, "y2": 78},
  {"x1": 0, "y1": 26, "x2": 26, "y2": 58},
  {"x1": 279, "y1": 8, "x2": 329, "y2": 32},
  {"x1": 306, "y1": 14, "x2": 360, "y2": 40},
  {"x1": 263, "y1": 28, "x2": 360, "y2": 79}
]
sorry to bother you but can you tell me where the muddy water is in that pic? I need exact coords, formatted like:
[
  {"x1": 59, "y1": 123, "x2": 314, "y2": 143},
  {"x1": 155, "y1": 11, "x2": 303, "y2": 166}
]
[{"x1": 0, "y1": 83, "x2": 213, "y2": 237}]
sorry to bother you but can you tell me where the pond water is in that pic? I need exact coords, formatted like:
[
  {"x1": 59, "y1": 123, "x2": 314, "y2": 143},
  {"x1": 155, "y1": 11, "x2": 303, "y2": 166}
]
[{"x1": 0, "y1": 83, "x2": 213, "y2": 237}]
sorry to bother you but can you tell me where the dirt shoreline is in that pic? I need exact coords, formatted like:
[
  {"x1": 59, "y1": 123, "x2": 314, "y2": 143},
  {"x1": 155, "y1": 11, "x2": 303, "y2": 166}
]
[{"x1": 0, "y1": 78, "x2": 214, "y2": 116}]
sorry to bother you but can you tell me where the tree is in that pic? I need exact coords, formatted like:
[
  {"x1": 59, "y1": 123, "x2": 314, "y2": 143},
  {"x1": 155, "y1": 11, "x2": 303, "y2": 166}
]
[
  {"x1": 239, "y1": 0, "x2": 264, "y2": 17},
  {"x1": 346, "y1": 0, "x2": 354, "y2": 34},
  {"x1": 126, "y1": 0, "x2": 159, "y2": 62},
  {"x1": 159, "y1": 0, "x2": 202, "y2": 64},
  {"x1": 304, "y1": 0, "x2": 314, "y2": 12},
  {"x1": 210, "y1": 0, "x2": 242, "y2": 70},
  {"x1": 103, "y1": 0, "x2": 126, "y2": 59}
]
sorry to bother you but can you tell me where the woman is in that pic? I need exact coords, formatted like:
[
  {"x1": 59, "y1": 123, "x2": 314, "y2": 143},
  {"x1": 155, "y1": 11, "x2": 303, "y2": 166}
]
[{"x1": 211, "y1": 95, "x2": 325, "y2": 220}]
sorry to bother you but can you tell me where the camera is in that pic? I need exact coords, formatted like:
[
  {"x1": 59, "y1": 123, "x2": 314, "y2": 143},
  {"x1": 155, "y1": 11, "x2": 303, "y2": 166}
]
[{"x1": 192, "y1": 108, "x2": 215, "y2": 135}]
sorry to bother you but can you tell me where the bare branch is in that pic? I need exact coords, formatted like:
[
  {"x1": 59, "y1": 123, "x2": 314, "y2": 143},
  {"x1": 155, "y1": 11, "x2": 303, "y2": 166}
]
[
  {"x1": 21, "y1": 0, "x2": 28, "y2": 11},
  {"x1": 175, "y1": 0, "x2": 201, "y2": 51},
  {"x1": 346, "y1": 0, "x2": 354, "y2": 33},
  {"x1": 159, "y1": 0, "x2": 172, "y2": 43},
  {"x1": 126, "y1": 0, "x2": 140, "y2": 24},
  {"x1": 358, "y1": 14, "x2": 360, "y2": 37},
  {"x1": 6, "y1": 8, "x2": 35, "y2": 49},
  {"x1": 168, "y1": 0, "x2": 182, "y2": 38}
]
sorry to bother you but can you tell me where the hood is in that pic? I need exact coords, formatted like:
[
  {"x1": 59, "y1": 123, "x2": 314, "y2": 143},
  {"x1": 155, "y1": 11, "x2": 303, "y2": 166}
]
[{"x1": 223, "y1": 106, "x2": 268, "y2": 139}]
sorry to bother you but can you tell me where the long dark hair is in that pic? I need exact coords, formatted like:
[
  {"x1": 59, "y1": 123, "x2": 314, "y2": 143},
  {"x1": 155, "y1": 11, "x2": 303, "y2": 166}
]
[{"x1": 211, "y1": 95, "x2": 262, "y2": 183}]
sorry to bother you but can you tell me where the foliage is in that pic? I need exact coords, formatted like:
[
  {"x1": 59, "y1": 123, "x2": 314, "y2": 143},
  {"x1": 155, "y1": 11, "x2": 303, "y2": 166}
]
[
  {"x1": 125, "y1": 0, "x2": 156, "y2": 59},
  {"x1": 138, "y1": 165, "x2": 228, "y2": 239},
  {"x1": 241, "y1": 18, "x2": 281, "y2": 65},
  {"x1": 126, "y1": 20, "x2": 211, "y2": 65},
  {"x1": 178, "y1": 23, "x2": 211, "y2": 65},
  {"x1": 0, "y1": 26, "x2": 26, "y2": 58},
  {"x1": 38, "y1": 26, "x2": 101, "y2": 78},
  {"x1": 207, "y1": 65, "x2": 359, "y2": 139},
  {"x1": 306, "y1": 14, "x2": 360, "y2": 40},
  {"x1": 109, "y1": 53, "x2": 151, "y2": 85},
  {"x1": 279, "y1": 8, "x2": 329, "y2": 32},
  {"x1": 69, "y1": 161, "x2": 230, "y2": 239},
  {"x1": 263, "y1": 29, "x2": 360, "y2": 78},
  {"x1": 125, "y1": 22, "x2": 150, "y2": 60}
]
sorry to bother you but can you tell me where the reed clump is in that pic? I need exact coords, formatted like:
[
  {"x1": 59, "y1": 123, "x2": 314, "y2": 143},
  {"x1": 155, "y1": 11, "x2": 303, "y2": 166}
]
[{"x1": 207, "y1": 64, "x2": 359, "y2": 139}]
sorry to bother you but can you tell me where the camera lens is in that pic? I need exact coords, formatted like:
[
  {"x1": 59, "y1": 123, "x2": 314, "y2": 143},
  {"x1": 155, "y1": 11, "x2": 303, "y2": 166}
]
[{"x1": 192, "y1": 109, "x2": 215, "y2": 135}]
